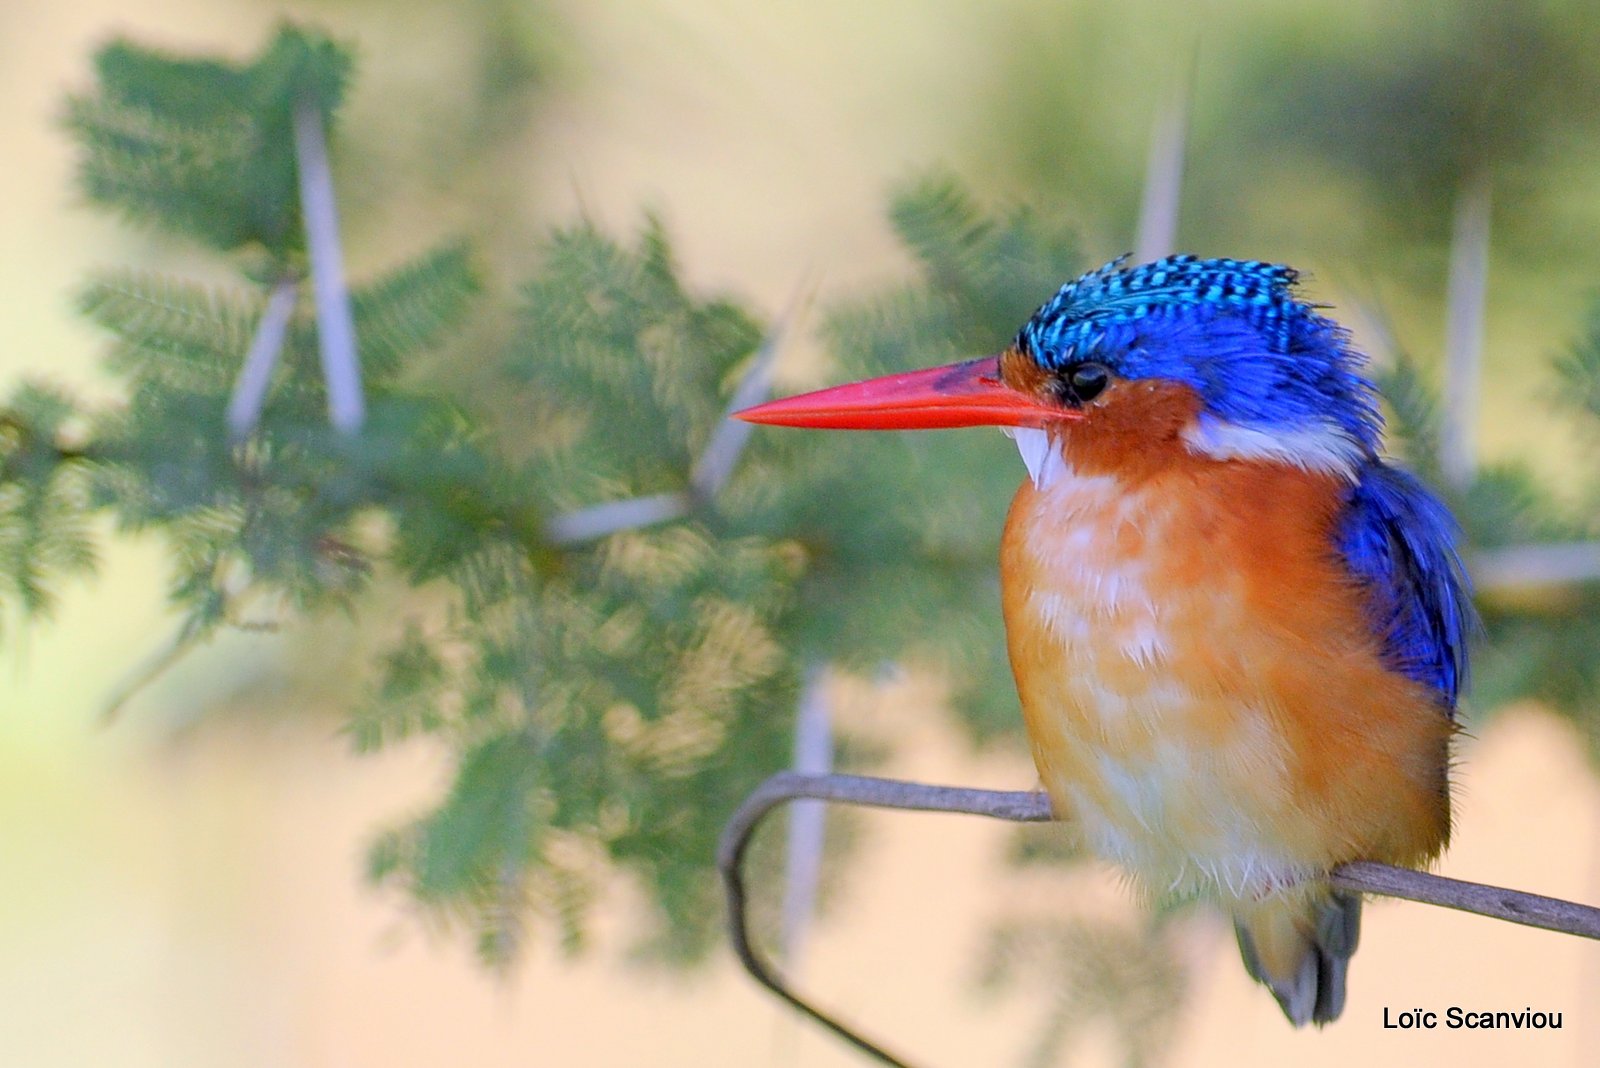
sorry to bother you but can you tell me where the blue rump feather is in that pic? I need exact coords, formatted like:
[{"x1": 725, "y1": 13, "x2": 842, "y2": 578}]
[{"x1": 1335, "y1": 461, "x2": 1474, "y2": 713}]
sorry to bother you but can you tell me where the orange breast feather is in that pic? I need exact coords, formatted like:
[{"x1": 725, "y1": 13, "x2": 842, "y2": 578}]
[{"x1": 999, "y1": 445, "x2": 1452, "y2": 903}]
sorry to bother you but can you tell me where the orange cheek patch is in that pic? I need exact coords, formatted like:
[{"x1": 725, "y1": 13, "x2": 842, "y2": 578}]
[
  {"x1": 998, "y1": 352, "x2": 1211, "y2": 483},
  {"x1": 1058, "y1": 380, "x2": 1206, "y2": 482}
]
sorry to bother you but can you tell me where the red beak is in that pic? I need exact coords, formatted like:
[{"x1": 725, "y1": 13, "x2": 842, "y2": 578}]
[{"x1": 733, "y1": 355, "x2": 1079, "y2": 430}]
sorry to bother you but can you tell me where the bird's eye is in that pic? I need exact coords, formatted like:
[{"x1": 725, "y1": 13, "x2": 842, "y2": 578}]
[{"x1": 1066, "y1": 362, "x2": 1110, "y2": 403}]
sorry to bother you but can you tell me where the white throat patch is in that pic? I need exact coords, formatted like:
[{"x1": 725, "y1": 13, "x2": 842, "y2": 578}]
[{"x1": 1004, "y1": 427, "x2": 1067, "y2": 489}]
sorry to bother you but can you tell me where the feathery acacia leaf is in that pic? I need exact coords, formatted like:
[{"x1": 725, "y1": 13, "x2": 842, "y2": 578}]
[
  {"x1": 1555, "y1": 300, "x2": 1600, "y2": 429},
  {"x1": 0, "y1": 383, "x2": 99, "y2": 626},
  {"x1": 352, "y1": 241, "x2": 481, "y2": 382},
  {"x1": 80, "y1": 272, "x2": 261, "y2": 393},
  {"x1": 67, "y1": 28, "x2": 352, "y2": 255}
]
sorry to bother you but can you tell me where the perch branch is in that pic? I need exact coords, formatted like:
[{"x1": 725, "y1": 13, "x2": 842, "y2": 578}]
[
  {"x1": 718, "y1": 773, "x2": 1051, "y2": 1068},
  {"x1": 720, "y1": 770, "x2": 1600, "y2": 1068},
  {"x1": 1330, "y1": 861, "x2": 1600, "y2": 939}
]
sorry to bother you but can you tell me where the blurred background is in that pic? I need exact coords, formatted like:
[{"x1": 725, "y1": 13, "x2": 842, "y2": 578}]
[{"x1": 4, "y1": 2, "x2": 1600, "y2": 1066}]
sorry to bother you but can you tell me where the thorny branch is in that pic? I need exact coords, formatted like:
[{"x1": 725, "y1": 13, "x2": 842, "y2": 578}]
[
  {"x1": 719, "y1": 770, "x2": 1600, "y2": 1068},
  {"x1": 544, "y1": 281, "x2": 804, "y2": 546}
]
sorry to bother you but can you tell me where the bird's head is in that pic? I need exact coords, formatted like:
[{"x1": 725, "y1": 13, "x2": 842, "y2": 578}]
[{"x1": 738, "y1": 255, "x2": 1383, "y2": 484}]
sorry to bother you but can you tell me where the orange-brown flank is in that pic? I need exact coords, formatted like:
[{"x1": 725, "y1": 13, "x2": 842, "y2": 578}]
[{"x1": 998, "y1": 379, "x2": 1451, "y2": 901}]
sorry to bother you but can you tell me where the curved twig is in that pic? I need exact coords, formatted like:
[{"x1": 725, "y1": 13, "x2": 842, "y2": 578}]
[
  {"x1": 719, "y1": 770, "x2": 1600, "y2": 1067},
  {"x1": 717, "y1": 773, "x2": 1051, "y2": 1068}
]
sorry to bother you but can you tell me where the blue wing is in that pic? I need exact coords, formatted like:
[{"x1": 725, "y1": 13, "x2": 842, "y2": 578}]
[{"x1": 1334, "y1": 461, "x2": 1474, "y2": 713}]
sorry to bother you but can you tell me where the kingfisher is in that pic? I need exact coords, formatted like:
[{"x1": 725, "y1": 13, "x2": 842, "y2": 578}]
[{"x1": 736, "y1": 254, "x2": 1472, "y2": 1026}]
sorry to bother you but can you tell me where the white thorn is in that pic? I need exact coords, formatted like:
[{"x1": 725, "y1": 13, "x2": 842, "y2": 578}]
[
  {"x1": 1441, "y1": 171, "x2": 1492, "y2": 490},
  {"x1": 689, "y1": 280, "x2": 811, "y2": 502},
  {"x1": 1133, "y1": 67, "x2": 1193, "y2": 263},
  {"x1": 293, "y1": 95, "x2": 364, "y2": 434},
  {"x1": 226, "y1": 278, "x2": 298, "y2": 440},
  {"x1": 781, "y1": 662, "x2": 833, "y2": 968},
  {"x1": 543, "y1": 492, "x2": 692, "y2": 545},
  {"x1": 1470, "y1": 541, "x2": 1600, "y2": 591}
]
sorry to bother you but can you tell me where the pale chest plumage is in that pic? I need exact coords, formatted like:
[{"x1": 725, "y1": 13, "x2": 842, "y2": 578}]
[{"x1": 1000, "y1": 431, "x2": 1318, "y2": 901}]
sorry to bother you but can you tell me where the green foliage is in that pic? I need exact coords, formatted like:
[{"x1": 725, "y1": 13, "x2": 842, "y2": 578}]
[
  {"x1": 83, "y1": 266, "x2": 501, "y2": 622},
  {"x1": 48, "y1": 23, "x2": 1094, "y2": 966},
  {"x1": 1373, "y1": 355, "x2": 1445, "y2": 484},
  {"x1": 510, "y1": 217, "x2": 763, "y2": 508},
  {"x1": 53, "y1": 23, "x2": 810, "y2": 967},
  {"x1": 365, "y1": 524, "x2": 800, "y2": 964},
  {"x1": 81, "y1": 274, "x2": 260, "y2": 394},
  {"x1": 60, "y1": 29, "x2": 506, "y2": 637},
  {"x1": 66, "y1": 27, "x2": 352, "y2": 257},
  {"x1": 888, "y1": 174, "x2": 1086, "y2": 351},
  {"x1": 829, "y1": 172, "x2": 1083, "y2": 379},
  {"x1": 1265, "y1": 14, "x2": 1585, "y2": 200},
  {"x1": 353, "y1": 243, "x2": 481, "y2": 383},
  {"x1": 1555, "y1": 298, "x2": 1600, "y2": 432},
  {"x1": 1379, "y1": 356, "x2": 1570, "y2": 548},
  {"x1": 0, "y1": 383, "x2": 98, "y2": 628},
  {"x1": 1474, "y1": 299, "x2": 1600, "y2": 731},
  {"x1": 338, "y1": 217, "x2": 796, "y2": 960}
]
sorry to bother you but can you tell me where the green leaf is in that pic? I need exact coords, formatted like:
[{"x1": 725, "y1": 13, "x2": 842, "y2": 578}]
[
  {"x1": 415, "y1": 731, "x2": 545, "y2": 899},
  {"x1": 66, "y1": 26, "x2": 353, "y2": 256},
  {"x1": 0, "y1": 383, "x2": 100, "y2": 626},
  {"x1": 353, "y1": 241, "x2": 481, "y2": 382}
]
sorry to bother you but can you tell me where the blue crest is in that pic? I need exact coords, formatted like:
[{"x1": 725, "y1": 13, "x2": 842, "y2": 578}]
[{"x1": 1016, "y1": 254, "x2": 1382, "y2": 454}]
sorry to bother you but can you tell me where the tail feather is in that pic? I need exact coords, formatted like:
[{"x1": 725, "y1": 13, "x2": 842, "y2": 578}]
[{"x1": 1234, "y1": 891, "x2": 1362, "y2": 1026}]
